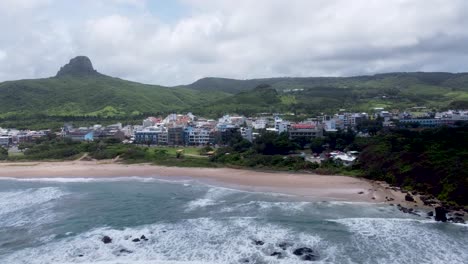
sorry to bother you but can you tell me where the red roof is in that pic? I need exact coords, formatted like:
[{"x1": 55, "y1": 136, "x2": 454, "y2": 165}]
[{"x1": 292, "y1": 124, "x2": 315, "y2": 129}]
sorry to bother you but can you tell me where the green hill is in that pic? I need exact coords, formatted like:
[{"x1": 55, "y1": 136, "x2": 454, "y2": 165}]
[
  {"x1": 0, "y1": 56, "x2": 228, "y2": 119},
  {"x1": 1, "y1": 56, "x2": 468, "y2": 129},
  {"x1": 184, "y1": 72, "x2": 468, "y2": 115}
]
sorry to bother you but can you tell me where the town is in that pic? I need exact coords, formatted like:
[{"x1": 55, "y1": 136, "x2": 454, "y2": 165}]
[{"x1": 1, "y1": 108, "x2": 467, "y2": 166}]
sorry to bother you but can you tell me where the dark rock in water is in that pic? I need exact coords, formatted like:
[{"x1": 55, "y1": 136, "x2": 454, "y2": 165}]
[
  {"x1": 358, "y1": 191, "x2": 364, "y2": 194},
  {"x1": 102, "y1": 236, "x2": 112, "y2": 244},
  {"x1": 450, "y1": 217, "x2": 465, "y2": 224},
  {"x1": 119, "y1": 248, "x2": 133, "y2": 254},
  {"x1": 270, "y1": 252, "x2": 283, "y2": 258},
  {"x1": 78, "y1": 254, "x2": 84, "y2": 257},
  {"x1": 427, "y1": 211, "x2": 434, "y2": 217},
  {"x1": 405, "y1": 193, "x2": 415, "y2": 202},
  {"x1": 454, "y1": 212, "x2": 464, "y2": 217},
  {"x1": 278, "y1": 242, "x2": 293, "y2": 250},
  {"x1": 140, "y1": 235, "x2": 148, "y2": 241},
  {"x1": 253, "y1": 240, "x2": 264, "y2": 246},
  {"x1": 302, "y1": 253, "x2": 319, "y2": 261},
  {"x1": 435, "y1": 206, "x2": 448, "y2": 222},
  {"x1": 239, "y1": 258, "x2": 250, "y2": 263},
  {"x1": 293, "y1": 247, "x2": 314, "y2": 256},
  {"x1": 132, "y1": 238, "x2": 141, "y2": 242}
]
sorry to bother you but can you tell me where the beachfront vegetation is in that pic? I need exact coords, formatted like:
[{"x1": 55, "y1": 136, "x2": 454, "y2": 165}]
[
  {"x1": 357, "y1": 126, "x2": 468, "y2": 205},
  {"x1": 0, "y1": 147, "x2": 7, "y2": 160}
]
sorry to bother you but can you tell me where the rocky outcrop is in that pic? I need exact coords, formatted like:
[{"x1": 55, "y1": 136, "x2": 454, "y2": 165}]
[
  {"x1": 56, "y1": 56, "x2": 100, "y2": 77},
  {"x1": 405, "y1": 193, "x2": 415, "y2": 202},
  {"x1": 293, "y1": 247, "x2": 319, "y2": 261},
  {"x1": 101, "y1": 235, "x2": 112, "y2": 244},
  {"x1": 278, "y1": 242, "x2": 293, "y2": 250},
  {"x1": 270, "y1": 252, "x2": 283, "y2": 258},
  {"x1": 253, "y1": 240, "x2": 264, "y2": 246},
  {"x1": 435, "y1": 206, "x2": 448, "y2": 222}
]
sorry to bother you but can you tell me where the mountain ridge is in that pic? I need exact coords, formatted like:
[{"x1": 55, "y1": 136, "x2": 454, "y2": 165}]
[{"x1": 1, "y1": 56, "x2": 468, "y2": 124}]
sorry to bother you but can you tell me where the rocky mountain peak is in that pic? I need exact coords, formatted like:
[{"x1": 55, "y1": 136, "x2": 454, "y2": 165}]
[{"x1": 56, "y1": 56, "x2": 99, "y2": 77}]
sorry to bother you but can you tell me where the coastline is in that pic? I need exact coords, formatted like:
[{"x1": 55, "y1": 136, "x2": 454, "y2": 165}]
[{"x1": 0, "y1": 160, "x2": 420, "y2": 207}]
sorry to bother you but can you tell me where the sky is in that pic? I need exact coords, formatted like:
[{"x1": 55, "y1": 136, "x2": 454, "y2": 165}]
[{"x1": 1, "y1": 0, "x2": 468, "y2": 86}]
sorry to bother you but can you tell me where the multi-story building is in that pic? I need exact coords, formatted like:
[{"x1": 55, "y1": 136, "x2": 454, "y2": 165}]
[
  {"x1": 240, "y1": 127, "x2": 253, "y2": 142},
  {"x1": 184, "y1": 127, "x2": 214, "y2": 145},
  {"x1": 288, "y1": 123, "x2": 323, "y2": 140},
  {"x1": 135, "y1": 131, "x2": 159, "y2": 145},
  {"x1": 134, "y1": 126, "x2": 167, "y2": 145},
  {"x1": 399, "y1": 118, "x2": 456, "y2": 127},
  {"x1": 252, "y1": 118, "x2": 267, "y2": 130},
  {"x1": 0, "y1": 136, "x2": 12, "y2": 147},
  {"x1": 274, "y1": 117, "x2": 290, "y2": 133},
  {"x1": 168, "y1": 127, "x2": 185, "y2": 146}
]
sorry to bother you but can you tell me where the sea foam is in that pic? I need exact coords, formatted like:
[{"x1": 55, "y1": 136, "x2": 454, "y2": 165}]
[
  {"x1": 330, "y1": 217, "x2": 468, "y2": 264},
  {"x1": 0, "y1": 187, "x2": 66, "y2": 216},
  {"x1": 1, "y1": 217, "x2": 329, "y2": 264}
]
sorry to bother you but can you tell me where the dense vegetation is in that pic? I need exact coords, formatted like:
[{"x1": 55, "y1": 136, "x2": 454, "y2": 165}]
[
  {"x1": 0, "y1": 75, "x2": 227, "y2": 119},
  {"x1": 357, "y1": 126, "x2": 468, "y2": 205},
  {"x1": 184, "y1": 73, "x2": 468, "y2": 116},
  {"x1": 9, "y1": 135, "x2": 218, "y2": 168}
]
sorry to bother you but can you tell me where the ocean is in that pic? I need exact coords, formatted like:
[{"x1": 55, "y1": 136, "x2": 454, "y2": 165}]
[{"x1": 0, "y1": 177, "x2": 466, "y2": 264}]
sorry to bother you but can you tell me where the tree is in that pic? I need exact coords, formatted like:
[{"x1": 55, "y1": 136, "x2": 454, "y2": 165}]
[
  {"x1": 310, "y1": 138, "x2": 325, "y2": 154},
  {"x1": 0, "y1": 147, "x2": 8, "y2": 160},
  {"x1": 254, "y1": 132, "x2": 298, "y2": 155}
]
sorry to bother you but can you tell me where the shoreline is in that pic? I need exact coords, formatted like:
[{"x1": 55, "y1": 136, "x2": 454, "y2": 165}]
[{"x1": 0, "y1": 160, "x2": 422, "y2": 207}]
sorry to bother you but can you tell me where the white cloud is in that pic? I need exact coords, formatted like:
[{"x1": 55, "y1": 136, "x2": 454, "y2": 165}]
[
  {"x1": 0, "y1": 50, "x2": 6, "y2": 61},
  {"x1": 1, "y1": 0, "x2": 468, "y2": 85}
]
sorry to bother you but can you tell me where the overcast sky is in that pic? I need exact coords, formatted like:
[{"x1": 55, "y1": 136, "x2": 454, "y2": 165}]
[{"x1": 1, "y1": 0, "x2": 468, "y2": 86}]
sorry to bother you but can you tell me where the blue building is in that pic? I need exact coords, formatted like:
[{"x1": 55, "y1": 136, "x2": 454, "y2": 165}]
[{"x1": 135, "y1": 131, "x2": 159, "y2": 145}]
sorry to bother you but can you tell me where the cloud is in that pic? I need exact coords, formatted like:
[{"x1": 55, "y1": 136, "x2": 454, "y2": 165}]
[{"x1": 0, "y1": 0, "x2": 468, "y2": 85}]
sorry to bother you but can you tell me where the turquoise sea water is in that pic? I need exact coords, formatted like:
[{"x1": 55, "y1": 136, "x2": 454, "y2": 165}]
[{"x1": 0, "y1": 177, "x2": 467, "y2": 264}]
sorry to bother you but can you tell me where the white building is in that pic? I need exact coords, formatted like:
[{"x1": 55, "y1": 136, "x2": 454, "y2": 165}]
[
  {"x1": 252, "y1": 118, "x2": 268, "y2": 130},
  {"x1": 0, "y1": 136, "x2": 11, "y2": 147},
  {"x1": 240, "y1": 127, "x2": 253, "y2": 142}
]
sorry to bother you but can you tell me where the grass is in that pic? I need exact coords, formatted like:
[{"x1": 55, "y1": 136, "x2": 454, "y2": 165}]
[{"x1": 150, "y1": 146, "x2": 204, "y2": 157}]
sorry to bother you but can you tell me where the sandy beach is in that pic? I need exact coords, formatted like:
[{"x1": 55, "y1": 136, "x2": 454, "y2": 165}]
[{"x1": 0, "y1": 160, "x2": 419, "y2": 205}]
